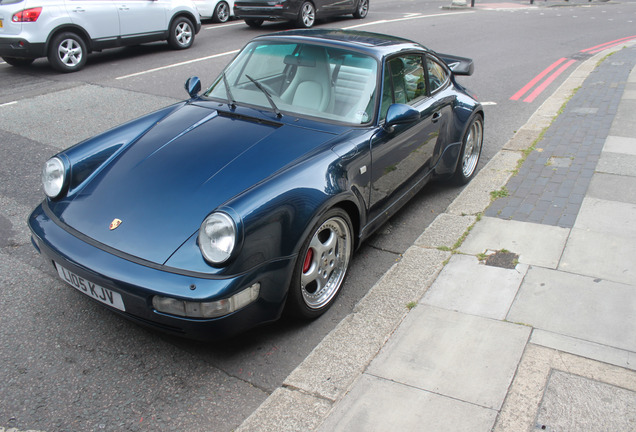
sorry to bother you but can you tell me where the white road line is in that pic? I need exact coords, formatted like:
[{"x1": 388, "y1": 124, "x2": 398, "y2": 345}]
[
  {"x1": 117, "y1": 11, "x2": 474, "y2": 80},
  {"x1": 204, "y1": 21, "x2": 245, "y2": 30},
  {"x1": 116, "y1": 49, "x2": 240, "y2": 80},
  {"x1": 342, "y1": 10, "x2": 475, "y2": 30},
  {"x1": 0, "y1": 101, "x2": 18, "y2": 107},
  {"x1": 481, "y1": 102, "x2": 497, "y2": 106}
]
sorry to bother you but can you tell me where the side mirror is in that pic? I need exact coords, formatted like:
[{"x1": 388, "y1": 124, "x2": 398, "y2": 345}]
[
  {"x1": 185, "y1": 76, "x2": 201, "y2": 98},
  {"x1": 384, "y1": 104, "x2": 419, "y2": 132}
]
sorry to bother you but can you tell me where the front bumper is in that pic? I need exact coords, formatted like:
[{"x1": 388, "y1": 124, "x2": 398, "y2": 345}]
[
  {"x1": 0, "y1": 37, "x2": 46, "y2": 59},
  {"x1": 28, "y1": 203, "x2": 294, "y2": 340}
]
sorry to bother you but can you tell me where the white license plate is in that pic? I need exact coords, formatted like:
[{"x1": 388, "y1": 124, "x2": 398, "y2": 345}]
[{"x1": 55, "y1": 262, "x2": 126, "y2": 312}]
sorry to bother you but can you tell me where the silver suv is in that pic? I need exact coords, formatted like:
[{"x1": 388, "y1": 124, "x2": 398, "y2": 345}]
[{"x1": 0, "y1": 0, "x2": 201, "y2": 72}]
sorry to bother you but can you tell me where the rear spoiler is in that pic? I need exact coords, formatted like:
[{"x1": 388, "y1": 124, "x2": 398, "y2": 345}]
[{"x1": 437, "y1": 53, "x2": 474, "y2": 76}]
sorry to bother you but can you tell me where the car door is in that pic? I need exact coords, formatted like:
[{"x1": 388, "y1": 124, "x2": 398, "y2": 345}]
[
  {"x1": 367, "y1": 53, "x2": 447, "y2": 224},
  {"x1": 117, "y1": 0, "x2": 167, "y2": 38},
  {"x1": 318, "y1": 0, "x2": 354, "y2": 15},
  {"x1": 65, "y1": 0, "x2": 120, "y2": 43}
]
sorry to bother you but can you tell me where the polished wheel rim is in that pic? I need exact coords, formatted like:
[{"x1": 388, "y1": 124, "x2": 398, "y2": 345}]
[
  {"x1": 462, "y1": 119, "x2": 483, "y2": 178},
  {"x1": 358, "y1": 0, "x2": 368, "y2": 17},
  {"x1": 57, "y1": 39, "x2": 82, "y2": 67},
  {"x1": 301, "y1": 3, "x2": 315, "y2": 27},
  {"x1": 301, "y1": 216, "x2": 351, "y2": 309},
  {"x1": 217, "y1": 3, "x2": 229, "y2": 21},
  {"x1": 175, "y1": 22, "x2": 192, "y2": 46}
]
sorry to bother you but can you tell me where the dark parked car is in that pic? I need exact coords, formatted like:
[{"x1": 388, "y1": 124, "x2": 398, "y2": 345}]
[
  {"x1": 234, "y1": 0, "x2": 368, "y2": 28},
  {"x1": 29, "y1": 29, "x2": 483, "y2": 339}
]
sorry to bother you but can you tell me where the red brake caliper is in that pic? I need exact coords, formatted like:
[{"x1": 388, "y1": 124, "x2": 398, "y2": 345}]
[{"x1": 303, "y1": 248, "x2": 313, "y2": 273}]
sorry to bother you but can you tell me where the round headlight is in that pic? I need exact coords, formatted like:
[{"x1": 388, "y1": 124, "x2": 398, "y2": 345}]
[
  {"x1": 42, "y1": 157, "x2": 66, "y2": 198},
  {"x1": 198, "y1": 212, "x2": 236, "y2": 265}
]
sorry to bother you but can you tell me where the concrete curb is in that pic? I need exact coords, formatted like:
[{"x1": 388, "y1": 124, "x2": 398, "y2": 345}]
[{"x1": 235, "y1": 42, "x2": 634, "y2": 432}]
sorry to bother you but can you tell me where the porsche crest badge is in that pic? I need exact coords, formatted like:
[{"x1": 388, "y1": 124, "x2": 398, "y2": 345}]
[{"x1": 109, "y1": 218, "x2": 122, "y2": 230}]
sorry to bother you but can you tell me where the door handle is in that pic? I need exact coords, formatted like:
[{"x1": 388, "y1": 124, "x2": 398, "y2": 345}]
[{"x1": 432, "y1": 112, "x2": 442, "y2": 123}]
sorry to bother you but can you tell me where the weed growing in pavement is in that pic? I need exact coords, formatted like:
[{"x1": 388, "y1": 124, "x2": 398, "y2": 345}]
[
  {"x1": 490, "y1": 187, "x2": 509, "y2": 200},
  {"x1": 406, "y1": 301, "x2": 417, "y2": 310}
]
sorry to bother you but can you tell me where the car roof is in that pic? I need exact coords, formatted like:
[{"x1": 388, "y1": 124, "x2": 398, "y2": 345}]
[{"x1": 253, "y1": 29, "x2": 430, "y2": 58}]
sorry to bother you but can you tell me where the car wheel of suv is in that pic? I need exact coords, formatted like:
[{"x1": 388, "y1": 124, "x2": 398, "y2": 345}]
[
  {"x1": 168, "y1": 16, "x2": 195, "y2": 49},
  {"x1": 296, "y1": 2, "x2": 315, "y2": 28},
  {"x1": 244, "y1": 19, "x2": 263, "y2": 28},
  {"x1": 2, "y1": 57, "x2": 35, "y2": 67},
  {"x1": 213, "y1": 1, "x2": 230, "y2": 23},
  {"x1": 48, "y1": 32, "x2": 87, "y2": 73},
  {"x1": 353, "y1": 0, "x2": 369, "y2": 19}
]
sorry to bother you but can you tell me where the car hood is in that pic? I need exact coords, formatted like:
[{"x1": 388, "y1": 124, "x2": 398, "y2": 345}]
[{"x1": 53, "y1": 103, "x2": 338, "y2": 265}]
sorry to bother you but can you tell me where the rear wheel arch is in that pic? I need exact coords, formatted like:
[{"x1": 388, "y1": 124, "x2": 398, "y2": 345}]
[{"x1": 46, "y1": 26, "x2": 92, "y2": 53}]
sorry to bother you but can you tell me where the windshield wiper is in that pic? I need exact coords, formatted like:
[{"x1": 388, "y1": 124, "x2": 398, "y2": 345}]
[
  {"x1": 245, "y1": 74, "x2": 282, "y2": 118},
  {"x1": 222, "y1": 73, "x2": 237, "y2": 110}
]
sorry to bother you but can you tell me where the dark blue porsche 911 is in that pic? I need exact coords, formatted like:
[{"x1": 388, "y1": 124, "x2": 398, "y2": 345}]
[{"x1": 28, "y1": 29, "x2": 483, "y2": 339}]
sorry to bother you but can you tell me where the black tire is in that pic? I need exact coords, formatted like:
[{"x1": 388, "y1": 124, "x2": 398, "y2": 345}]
[
  {"x1": 168, "y1": 16, "x2": 195, "y2": 50},
  {"x1": 244, "y1": 19, "x2": 264, "y2": 28},
  {"x1": 353, "y1": 0, "x2": 368, "y2": 19},
  {"x1": 2, "y1": 57, "x2": 35, "y2": 67},
  {"x1": 47, "y1": 32, "x2": 87, "y2": 73},
  {"x1": 286, "y1": 208, "x2": 353, "y2": 319},
  {"x1": 453, "y1": 114, "x2": 484, "y2": 185},
  {"x1": 296, "y1": 1, "x2": 315, "y2": 28},
  {"x1": 213, "y1": 1, "x2": 230, "y2": 23}
]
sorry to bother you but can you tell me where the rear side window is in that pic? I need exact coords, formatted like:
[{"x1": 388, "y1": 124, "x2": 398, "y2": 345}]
[{"x1": 427, "y1": 57, "x2": 449, "y2": 93}]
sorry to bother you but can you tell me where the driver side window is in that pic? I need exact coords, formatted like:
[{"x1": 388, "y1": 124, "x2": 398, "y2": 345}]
[{"x1": 380, "y1": 54, "x2": 427, "y2": 121}]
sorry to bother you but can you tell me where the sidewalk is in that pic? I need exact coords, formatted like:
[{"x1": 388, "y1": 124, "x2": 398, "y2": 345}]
[{"x1": 237, "y1": 42, "x2": 636, "y2": 431}]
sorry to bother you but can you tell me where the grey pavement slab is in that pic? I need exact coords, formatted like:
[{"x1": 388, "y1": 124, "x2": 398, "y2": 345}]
[
  {"x1": 318, "y1": 374, "x2": 497, "y2": 432},
  {"x1": 459, "y1": 217, "x2": 570, "y2": 269},
  {"x1": 596, "y1": 152, "x2": 636, "y2": 177},
  {"x1": 609, "y1": 99, "x2": 636, "y2": 137},
  {"x1": 422, "y1": 254, "x2": 528, "y2": 320},
  {"x1": 559, "y1": 227, "x2": 636, "y2": 285},
  {"x1": 586, "y1": 172, "x2": 636, "y2": 204},
  {"x1": 536, "y1": 370, "x2": 636, "y2": 432},
  {"x1": 530, "y1": 330, "x2": 635, "y2": 371},
  {"x1": 572, "y1": 196, "x2": 636, "y2": 236},
  {"x1": 603, "y1": 135, "x2": 636, "y2": 155},
  {"x1": 495, "y1": 344, "x2": 636, "y2": 432},
  {"x1": 507, "y1": 267, "x2": 636, "y2": 352},
  {"x1": 367, "y1": 305, "x2": 531, "y2": 410},
  {"x1": 560, "y1": 196, "x2": 636, "y2": 285}
]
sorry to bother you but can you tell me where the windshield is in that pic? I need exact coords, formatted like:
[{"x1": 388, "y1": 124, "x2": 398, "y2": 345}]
[{"x1": 205, "y1": 41, "x2": 379, "y2": 125}]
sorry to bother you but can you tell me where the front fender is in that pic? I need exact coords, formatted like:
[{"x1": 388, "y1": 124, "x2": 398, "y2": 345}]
[{"x1": 165, "y1": 146, "x2": 369, "y2": 276}]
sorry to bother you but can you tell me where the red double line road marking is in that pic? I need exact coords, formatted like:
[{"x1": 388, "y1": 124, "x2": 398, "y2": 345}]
[
  {"x1": 510, "y1": 58, "x2": 570, "y2": 102},
  {"x1": 582, "y1": 35, "x2": 636, "y2": 54},
  {"x1": 511, "y1": 35, "x2": 636, "y2": 103},
  {"x1": 523, "y1": 59, "x2": 577, "y2": 103}
]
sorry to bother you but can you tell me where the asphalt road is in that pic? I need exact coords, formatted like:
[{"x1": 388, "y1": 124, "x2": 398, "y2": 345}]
[{"x1": 1, "y1": 0, "x2": 635, "y2": 430}]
